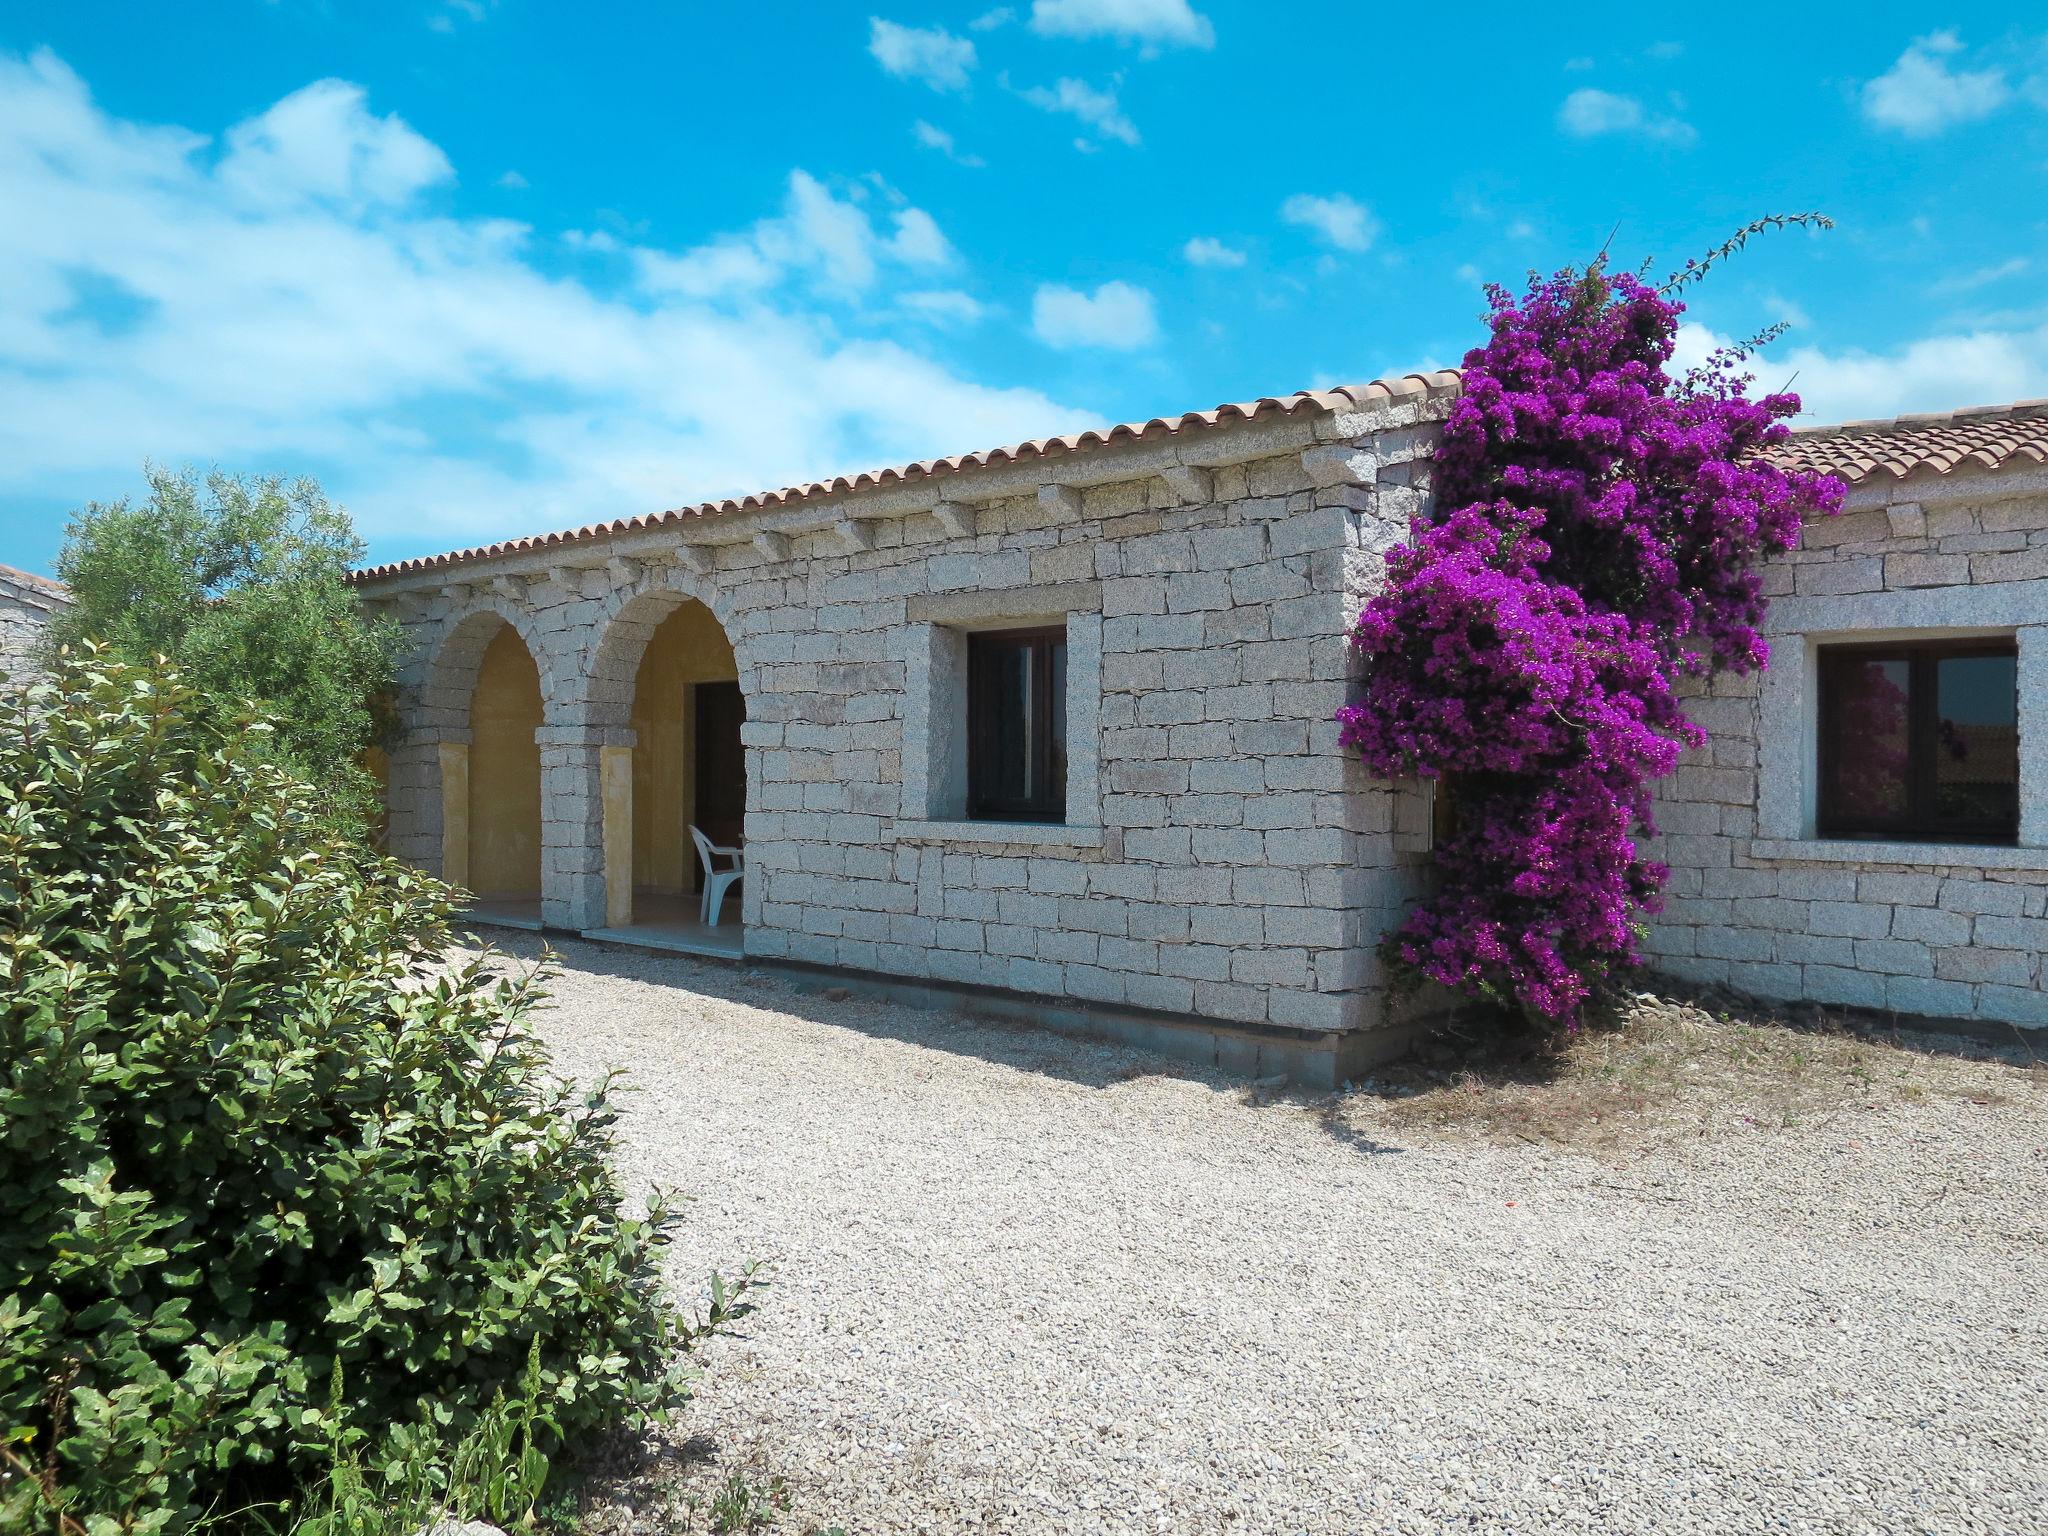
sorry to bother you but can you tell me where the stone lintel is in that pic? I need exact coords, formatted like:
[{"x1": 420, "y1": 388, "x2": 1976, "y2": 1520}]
[{"x1": 907, "y1": 580, "x2": 1102, "y2": 627}]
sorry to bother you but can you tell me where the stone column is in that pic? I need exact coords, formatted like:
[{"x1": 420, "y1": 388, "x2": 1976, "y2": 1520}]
[
  {"x1": 383, "y1": 731, "x2": 454, "y2": 872},
  {"x1": 601, "y1": 742, "x2": 634, "y2": 928},
  {"x1": 437, "y1": 741, "x2": 470, "y2": 891},
  {"x1": 537, "y1": 723, "x2": 628, "y2": 931}
]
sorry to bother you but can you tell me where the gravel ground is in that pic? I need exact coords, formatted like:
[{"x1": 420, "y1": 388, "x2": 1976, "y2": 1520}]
[{"x1": 493, "y1": 934, "x2": 2047, "y2": 1536}]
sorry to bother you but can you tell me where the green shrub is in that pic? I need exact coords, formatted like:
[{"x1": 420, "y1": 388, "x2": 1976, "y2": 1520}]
[{"x1": 0, "y1": 652, "x2": 720, "y2": 1533}]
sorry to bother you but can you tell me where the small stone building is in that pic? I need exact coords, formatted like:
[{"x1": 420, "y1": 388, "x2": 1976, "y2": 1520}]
[
  {"x1": 354, "y1": 379, "x2": 2048, "y2": 1079},
  {"x1": 0, "y1": 563, "x2": 69, "y2": 687}
]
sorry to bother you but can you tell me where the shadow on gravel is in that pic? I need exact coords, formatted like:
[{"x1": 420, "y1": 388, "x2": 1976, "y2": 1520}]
[{"x1": 465, "y1": 927, "x2": 1215, "y2": 1092}]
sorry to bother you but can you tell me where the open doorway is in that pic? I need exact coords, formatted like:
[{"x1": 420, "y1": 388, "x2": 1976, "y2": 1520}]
[
  {"x1": 598, "y1": 594, "x2": 745, "y2": 955},
  {"x1": 693, "y1": 679, "x2": 746, "y2": 882}
]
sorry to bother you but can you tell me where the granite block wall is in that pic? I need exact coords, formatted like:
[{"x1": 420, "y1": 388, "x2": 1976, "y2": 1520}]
[
  {"x1": 1644, "y1": 476, "x2": 2048, "y2": 1028},
  {"x1": 363, "y1": 399, "x2": 1449, "y2": 1046}
]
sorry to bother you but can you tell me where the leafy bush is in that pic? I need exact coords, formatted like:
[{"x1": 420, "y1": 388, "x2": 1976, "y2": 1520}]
[
  {"x1": 1337, "y1": 226, "x2": 1843, "y2": 1024},
  {"x1": 44, "y1": 468, "x2": 403, "y2": 835},
  {"x1": 0, "y1": 652, "x2": 724, "y2": 1533}
]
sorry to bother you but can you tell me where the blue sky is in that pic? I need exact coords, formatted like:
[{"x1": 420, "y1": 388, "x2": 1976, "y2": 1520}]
[{"x1": 2, "y1": 2, "x2": 2045, "y2": 574}]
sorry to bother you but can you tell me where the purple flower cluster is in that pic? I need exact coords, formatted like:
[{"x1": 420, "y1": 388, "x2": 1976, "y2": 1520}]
[{"x1": 1337, "y1": 267, "x2": 1844, "y2": 1022}]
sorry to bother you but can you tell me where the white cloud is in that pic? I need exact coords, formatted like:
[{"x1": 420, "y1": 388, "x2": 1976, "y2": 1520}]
[
  {"x1": 970, "y1": 6, "x2": 1015, "y2": 29},
  {"x1": 1674, "y1": 320, "x2": 2048, "y2": 423},
  {"x1": 426, "y1": 0, "x2": 489, "y2": 32},
  {"x1": 912, "y1": 119, "x2": 984, "y2": 167},
  {"x1": 1931, "y1": 256, "x2": 2030, "y2": 295},
  {"x1": 898, "y1": 289, "x2": 985, "y2": 326},
  {"x1": 0, "y1": 49, "x2": 1079, "y2": 554},
  {"x1": 887, "y1": 206, "x2": 952, "y2": 266},
  {"x1": 1182, "y1": 235, "x2": 1245, "y2": 268},
  {"x1": 634, "y1": 169, "x2": 950, "y2": 298},
  {"x1": 1862, "y1": 31, "x2": 2009, "y2": 136},
  {"x1": 1028, "y1": 0, "x2": 1213, "y2": 48},
  {"x1": 1557, "y1": 87, "x2": 1696, "y2": 145},
  {"x1": 867, "y1": 18, "x2": 977, "y2": 92},
  {"x1": 1763, "y1": 291, "x2": 1811, "y2": 330},
  {"x1": 216, "y1": 79, "x2": 453, "y2": 209},
  {"x1": 634, "y1": 238, "x2": 781, "y2": 300},
  {"x1": 495, "y1": 168, "x2": 528, "y2": 190},
  {"x1": 1279, "y1": 193, "x2": 1378, "y2": 253},
  {"x1": 1019, "y1": 77, "x2": 1139, "y2": 146},
  {"x1": 1032, "y1": 280, "x2": 1158, "y2": 349}
]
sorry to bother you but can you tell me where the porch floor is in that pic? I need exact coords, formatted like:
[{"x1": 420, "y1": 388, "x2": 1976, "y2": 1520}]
[
  {"x1": 463, "y1": 898, "x2": 544, "y2": 931},
  {"x1": 582, "y1": 891, "x2": 745, "y2": 961}
]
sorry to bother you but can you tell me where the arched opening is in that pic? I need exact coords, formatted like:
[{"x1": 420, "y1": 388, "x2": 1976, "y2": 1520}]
[
  {"x1": 467, "y1": 622, "x2": 544, "y2": 921},
  {"x1": 588, "y1": 590, "x2": 745, "y2": 955}
]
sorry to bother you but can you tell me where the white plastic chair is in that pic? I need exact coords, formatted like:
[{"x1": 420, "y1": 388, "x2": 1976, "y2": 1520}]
[{"x1": 690, "y1": 824, "x2": 744, "y2": 927}]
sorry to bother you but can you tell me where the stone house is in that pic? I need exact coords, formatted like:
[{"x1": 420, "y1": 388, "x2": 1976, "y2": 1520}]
[
  {"x1": 1644, "y1": 400, "x2": 2048, "y2": 1030},
  {"x1": 0, "y1": 563, "x2": 69, "y2": 687},
  {"x1": 353, "y1": 378, "x2": 2048, "y2": 1081}
]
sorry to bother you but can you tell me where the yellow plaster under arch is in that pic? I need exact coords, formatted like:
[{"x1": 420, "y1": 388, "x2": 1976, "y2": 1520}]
[
  {"x1": 629, "y1": 600, "x2": 739, "y2": 898},
  {"x1": 468, "y1": 624, "x2": 543, "y2": 901}
]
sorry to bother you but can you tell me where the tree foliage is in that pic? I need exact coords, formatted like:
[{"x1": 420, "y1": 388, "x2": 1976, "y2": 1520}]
[
  {"x1": 45, "y1": 469, "x2": 402, "y2": 834},
  {"x1": 0, "y1": 653, "x2": 726, "y2": 1534},
  {"x1": 1338, "y1": 246, "x2": 1843, "y2": 1024}
]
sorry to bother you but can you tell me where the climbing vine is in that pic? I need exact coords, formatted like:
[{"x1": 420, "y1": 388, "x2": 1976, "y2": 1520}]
[{"x1": 1338, "y1": 227, "x2": 1844, "y2": 1023}]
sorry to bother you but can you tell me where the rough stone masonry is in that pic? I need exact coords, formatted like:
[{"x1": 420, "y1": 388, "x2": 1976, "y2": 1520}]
[
  {"x1": 355, "y1": 381, "x2": 2048, "y2": 1077},
  {"x1": 0, "y1": 564, "x2": 68, "y2": 688}
]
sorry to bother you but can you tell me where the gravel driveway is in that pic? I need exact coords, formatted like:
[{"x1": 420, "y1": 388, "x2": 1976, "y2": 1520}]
[{"x1": 501, "y1": 934, "x2": 2046, "y2": 1536}]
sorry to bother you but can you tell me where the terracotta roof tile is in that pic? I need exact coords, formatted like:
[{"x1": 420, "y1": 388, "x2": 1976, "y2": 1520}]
[
  {"x1": 1772, "y1": 399, "x2": 2048, "y2": 486},
  {"x1": 348, "y1": 377, "x2": 2048, "y2": 585},
  {"x1": 350, "y1": 372, "x2": 1462, "y2": 582},
  {"x1": 0, "y1": 563, "x2": 69, "y2": 599}
]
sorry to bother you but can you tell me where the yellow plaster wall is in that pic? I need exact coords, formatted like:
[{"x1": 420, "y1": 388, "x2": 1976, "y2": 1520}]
[
  {"x1": 630, "y1": 601, "x2": 738, "y2": 895},
  {"x1": 468, "y1": 625, "x2": 543, "y2": 900}
]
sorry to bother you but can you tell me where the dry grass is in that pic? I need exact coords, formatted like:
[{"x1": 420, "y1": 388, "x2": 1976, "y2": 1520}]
[{"x1": 1338, "y1": 989, "x2": 2044, "y2": 1152}]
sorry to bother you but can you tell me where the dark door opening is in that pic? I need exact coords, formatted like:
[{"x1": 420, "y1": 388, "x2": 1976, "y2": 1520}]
[{"x1": 693, "y1": 680, "x2": 746, "y2": 891}]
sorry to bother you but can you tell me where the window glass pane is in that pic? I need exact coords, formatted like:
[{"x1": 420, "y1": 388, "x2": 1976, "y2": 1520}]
[
  {"x1": 968, "y1": 628, "x2": 1068, "y2": 822},
  {"x1": 1829, "y1": 656, "x2": 1911, "y2": 822},
  {"x1": 1934, "y1": 653, "x2": 2019, "y2": 830},
  {"x1": 1047, "y1": 640, "x2": 1067, "y2": 811},
  {"x1": 984, "y1": 640, "x2": 1031, "y2": 806}
]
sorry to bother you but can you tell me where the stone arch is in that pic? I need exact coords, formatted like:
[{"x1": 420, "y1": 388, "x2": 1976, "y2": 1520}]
[
  {"x1": 419, "y1": 601, "x2": 560, "y2": 731},
  {"x1": 422, "y1": 607, "x2": 545, "y2": 915},
  {"x1": 580, "y1": 571, "x2": 747, "y2": 932},
  {"x1": 576, "y1": 565, "x2": 743, "y2": 730}
]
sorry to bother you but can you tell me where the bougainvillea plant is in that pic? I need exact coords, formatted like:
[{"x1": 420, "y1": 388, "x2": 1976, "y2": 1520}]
[{"x1": 1337, "y1": 222, "x2": 1845, "y2": 1024}]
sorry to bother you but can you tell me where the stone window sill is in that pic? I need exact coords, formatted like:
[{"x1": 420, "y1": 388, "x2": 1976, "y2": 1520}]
[
  {"x1": 895, "y1": 819, "x2": 1105, "y2": 848},
  {"x1": 1747, "y1": 838, "x2": 2048, "y2": 872}
]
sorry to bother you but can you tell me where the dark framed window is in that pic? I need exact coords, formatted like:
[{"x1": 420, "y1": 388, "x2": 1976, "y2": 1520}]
[
  {"x1": 967, "y1": 626, "x2": 1067, "y2": 822},
  {"x1": 1817, "y1": 638, "x2": 2019, "y2": 844}
]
